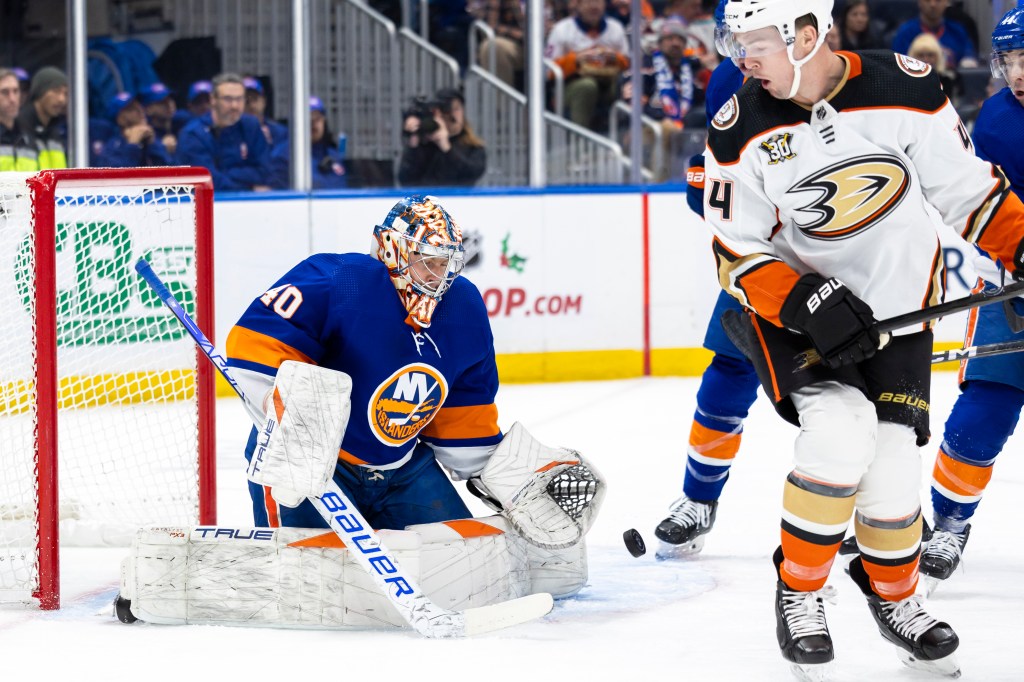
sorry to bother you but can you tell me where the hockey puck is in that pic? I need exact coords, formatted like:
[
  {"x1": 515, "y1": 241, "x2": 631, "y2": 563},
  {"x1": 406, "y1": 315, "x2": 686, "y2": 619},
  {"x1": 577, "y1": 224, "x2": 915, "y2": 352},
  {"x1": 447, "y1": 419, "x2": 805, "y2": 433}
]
[{"x1": 623, "y1": 528, "x2": 646, "y2": 557}]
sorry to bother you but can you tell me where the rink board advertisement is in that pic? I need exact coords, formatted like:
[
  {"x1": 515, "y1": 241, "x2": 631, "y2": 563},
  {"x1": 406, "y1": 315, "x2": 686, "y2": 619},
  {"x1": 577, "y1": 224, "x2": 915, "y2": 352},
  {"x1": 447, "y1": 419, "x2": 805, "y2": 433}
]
[{"x1": 210, "y1": 188, "x2": 983, "y2": 384}]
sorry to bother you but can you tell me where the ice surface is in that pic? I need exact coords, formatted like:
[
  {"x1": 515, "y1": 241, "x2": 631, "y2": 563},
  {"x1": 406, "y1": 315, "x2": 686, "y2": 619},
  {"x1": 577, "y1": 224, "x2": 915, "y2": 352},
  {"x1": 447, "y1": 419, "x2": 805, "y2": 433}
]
[{"x1": 1, "y1": 375, "x2": 1020, "y2": 681}]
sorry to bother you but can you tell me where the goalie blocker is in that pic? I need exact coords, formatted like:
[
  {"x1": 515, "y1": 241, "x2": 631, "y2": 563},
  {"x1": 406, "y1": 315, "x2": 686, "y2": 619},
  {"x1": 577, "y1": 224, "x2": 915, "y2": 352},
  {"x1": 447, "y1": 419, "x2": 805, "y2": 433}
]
[{"x1": 117, "y1": 515, "x2": 586, "y2": 628}]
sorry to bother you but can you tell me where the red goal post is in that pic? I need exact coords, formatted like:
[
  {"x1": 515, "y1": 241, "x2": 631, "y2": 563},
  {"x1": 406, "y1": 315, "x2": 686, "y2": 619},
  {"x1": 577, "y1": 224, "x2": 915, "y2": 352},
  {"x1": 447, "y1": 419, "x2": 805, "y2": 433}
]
[{"x1": 0, "y1": 167, "x2": 217, "y2": 609}]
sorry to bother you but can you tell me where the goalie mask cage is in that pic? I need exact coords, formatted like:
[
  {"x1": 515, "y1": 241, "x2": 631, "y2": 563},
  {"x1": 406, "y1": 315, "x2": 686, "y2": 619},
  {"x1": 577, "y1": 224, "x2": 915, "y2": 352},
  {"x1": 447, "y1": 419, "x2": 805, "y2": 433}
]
[{"x1": 0, "y1": 168, "x2": 217, "y2": 610}]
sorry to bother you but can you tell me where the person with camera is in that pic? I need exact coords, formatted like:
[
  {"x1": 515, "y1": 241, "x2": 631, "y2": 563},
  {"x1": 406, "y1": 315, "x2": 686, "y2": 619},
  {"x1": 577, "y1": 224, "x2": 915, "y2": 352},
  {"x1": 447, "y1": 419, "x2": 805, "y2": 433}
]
[{"x1": 397, "y1": 88, "x2": 486, "y2": 187}]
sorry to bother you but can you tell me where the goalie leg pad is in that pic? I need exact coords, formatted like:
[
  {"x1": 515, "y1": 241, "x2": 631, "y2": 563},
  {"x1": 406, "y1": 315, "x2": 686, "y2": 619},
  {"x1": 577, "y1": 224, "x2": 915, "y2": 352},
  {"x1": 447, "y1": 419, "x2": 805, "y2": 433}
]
[
  {"x1": 119, "y1": 515, "x2": 583, "y2": 628},
  {"x1": 475, "y1": 422, "x2": 606, "y2": 550}
]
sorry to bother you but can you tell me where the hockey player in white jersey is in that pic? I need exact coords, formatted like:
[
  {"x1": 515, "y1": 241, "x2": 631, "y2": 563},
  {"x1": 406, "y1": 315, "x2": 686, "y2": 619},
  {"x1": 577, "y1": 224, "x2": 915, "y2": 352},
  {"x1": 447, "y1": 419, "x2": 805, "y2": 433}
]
[{"x1": 705, "y1": 0, "x2": 1024, "y2": 679}]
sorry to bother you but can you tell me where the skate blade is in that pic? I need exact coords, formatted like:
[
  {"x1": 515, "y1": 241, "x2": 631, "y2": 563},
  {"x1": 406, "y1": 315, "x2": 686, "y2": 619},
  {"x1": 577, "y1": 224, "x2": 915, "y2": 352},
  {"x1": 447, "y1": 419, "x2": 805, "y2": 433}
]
[
  {"x1": 655, "y1": 536, "x2": 706, "y2": 560},
  {"x1": 922, "y1": 575, "x2": 943, "y2": 598},
  {"x1": 788, "y1": 660, "x2": 835, "y2": 682},
  {"x1": 896, "y1": 649, "x2": 961, "y2": 678}
]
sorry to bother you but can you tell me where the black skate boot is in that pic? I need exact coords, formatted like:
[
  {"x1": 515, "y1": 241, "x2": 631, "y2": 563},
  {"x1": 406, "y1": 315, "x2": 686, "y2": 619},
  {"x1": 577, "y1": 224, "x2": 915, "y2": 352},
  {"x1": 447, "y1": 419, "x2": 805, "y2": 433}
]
[
  {"x1": 773, "y1": 549, "x2": 836, "y2": 681},
  {"x1": 653, "y1": 496, "x2": 717, "y2": 559},
  {"x1": 848, "y1": 556, "x2": 961, "y2": 678},
  {"x1": 920, "y1": 523, "x2": 970, "y2": 590}
]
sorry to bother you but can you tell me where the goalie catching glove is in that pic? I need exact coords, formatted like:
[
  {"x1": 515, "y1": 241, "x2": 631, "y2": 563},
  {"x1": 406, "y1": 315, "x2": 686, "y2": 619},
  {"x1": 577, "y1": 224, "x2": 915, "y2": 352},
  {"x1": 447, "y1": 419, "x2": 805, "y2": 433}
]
[
  {"x1": 468, "y1": 422, "x2": 605, "y2": 550},
  {"x1": 246, "y1": 360, "x2": 353, "y2": 507}
]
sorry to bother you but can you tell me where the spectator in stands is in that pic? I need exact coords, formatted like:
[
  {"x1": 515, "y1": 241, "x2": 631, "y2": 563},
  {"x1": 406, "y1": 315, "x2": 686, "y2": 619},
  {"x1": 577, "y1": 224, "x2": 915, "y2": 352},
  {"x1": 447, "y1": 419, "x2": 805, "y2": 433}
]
[
  {"x1": 309, "y1": 96, "x2": 347, "y2": 189},
  {"x1": 398, "y1": 87, "x2": 486, "y2": 187},
  {"x1": 431, "y1": 0, "x2": 474, "y2": 71},
  {"x1": 620, "y1": 18, "x2": 697, "y2": 181},
  {"x1": 243, "y1": 76, "x2": 288, "y2": 151},
  {"x1": 140, "y1": 82, "x2": 179, "y2": 158},
  {"x1": 908, "y1": 32, "x2": 962, "y2": 99},
  {"x1": 892, "y1": 0, "x2": 978, "y2": 68},
  {"x1": 16, "y1": 66, "x2": 67, "y2": 169},
  {"x1": 92, "y1": 92, "x2": 173, "y2": 168},
  {"x1": 839, "y1": 0, "x2": 884, "y2": 51},
  {"x1": 187, "y1": 80, "x2": 213, "y2": 117},
  {"x1": 245, "y1": 77, "x2": 289, "y2": 186},
  {"x1": 546, "y1": 0, "x2": 630, "y2": 130},
  {"x1": 476, "y1": 0, "x2": 526, "y2": 88},
  {"x1": 11, "y1": 67, "x2": 29, "y2": 108},
  {"x1": 606, "y1": 0, "x2": 654, "y2": 32},
  {"x1": 177, "y1": 73, "x2": 275, "y2": 192},
  {"x1": 0, "y1": 67, "x2": 35, "y2": 171}
]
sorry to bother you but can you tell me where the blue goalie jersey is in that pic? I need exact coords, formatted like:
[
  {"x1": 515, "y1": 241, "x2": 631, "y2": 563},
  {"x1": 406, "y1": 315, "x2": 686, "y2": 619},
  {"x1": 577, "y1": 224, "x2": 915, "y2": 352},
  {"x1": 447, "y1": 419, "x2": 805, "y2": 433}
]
[{"x1": 226, "y1": 253, "x2": 502, "y2": 473}]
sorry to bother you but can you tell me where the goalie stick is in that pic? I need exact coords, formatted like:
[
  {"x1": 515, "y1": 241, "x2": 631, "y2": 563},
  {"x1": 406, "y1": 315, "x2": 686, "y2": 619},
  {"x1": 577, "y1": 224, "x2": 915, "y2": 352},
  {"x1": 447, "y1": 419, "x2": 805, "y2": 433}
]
[{"x1": 133, "y1": 258, "x2": 553, "y2": 637}]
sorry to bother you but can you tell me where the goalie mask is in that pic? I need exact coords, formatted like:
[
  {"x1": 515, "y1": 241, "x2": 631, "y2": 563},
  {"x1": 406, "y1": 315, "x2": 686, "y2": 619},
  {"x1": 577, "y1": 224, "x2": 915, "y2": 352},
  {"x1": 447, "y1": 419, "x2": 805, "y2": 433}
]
[{"x1": 373, "y1": 195, "x2": 465, "y2": 329}]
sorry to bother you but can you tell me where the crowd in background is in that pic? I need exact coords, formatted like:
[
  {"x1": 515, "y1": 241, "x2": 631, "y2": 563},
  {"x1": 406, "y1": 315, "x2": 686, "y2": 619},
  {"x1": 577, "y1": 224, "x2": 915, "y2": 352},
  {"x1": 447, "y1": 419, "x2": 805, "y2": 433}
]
[{"x1": 0, "y1": 0, "x2": 1006, "y2": 190}]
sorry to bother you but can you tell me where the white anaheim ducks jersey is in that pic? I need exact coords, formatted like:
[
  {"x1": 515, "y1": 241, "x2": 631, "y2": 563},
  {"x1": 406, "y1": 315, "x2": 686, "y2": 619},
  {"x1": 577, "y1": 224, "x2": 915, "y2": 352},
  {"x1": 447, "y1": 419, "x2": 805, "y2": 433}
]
[{"x1": 704, "y1": 50, "x2": 1024, "y2": 333}]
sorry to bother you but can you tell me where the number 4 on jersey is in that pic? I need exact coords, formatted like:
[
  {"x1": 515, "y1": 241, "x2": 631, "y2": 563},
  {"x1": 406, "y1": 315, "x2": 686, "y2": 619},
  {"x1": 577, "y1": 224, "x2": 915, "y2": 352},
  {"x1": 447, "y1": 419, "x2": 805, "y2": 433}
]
[
  {"x1": 260, "y1": 284, "x2": 304, "y2": 319},
  {"x1": 708, "y1": 178, "x2": 734, "y2": 221}
]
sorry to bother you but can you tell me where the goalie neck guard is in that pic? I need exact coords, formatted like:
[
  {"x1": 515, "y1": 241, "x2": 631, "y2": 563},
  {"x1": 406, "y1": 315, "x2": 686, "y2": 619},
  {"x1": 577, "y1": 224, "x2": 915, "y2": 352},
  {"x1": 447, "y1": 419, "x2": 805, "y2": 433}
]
[{"x1": 372, "y1": 195, "x2": 465, "y2": 329}]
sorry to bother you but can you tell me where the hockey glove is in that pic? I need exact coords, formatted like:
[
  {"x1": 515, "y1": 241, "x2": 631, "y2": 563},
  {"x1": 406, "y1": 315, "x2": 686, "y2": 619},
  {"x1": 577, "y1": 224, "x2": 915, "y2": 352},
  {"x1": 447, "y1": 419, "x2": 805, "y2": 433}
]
[
  {"x1": 685, "y1": 153, "x2": 705, "y2": 218},
  {"x1": 779, "y1": 273, "x2": 880, "y2": 369}
]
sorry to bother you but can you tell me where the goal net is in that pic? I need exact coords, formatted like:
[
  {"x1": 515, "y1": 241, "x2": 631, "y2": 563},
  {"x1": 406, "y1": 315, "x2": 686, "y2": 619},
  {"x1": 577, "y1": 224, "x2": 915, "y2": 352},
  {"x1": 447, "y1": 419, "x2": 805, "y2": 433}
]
[{"x1": 0, "y1": 168, "x2": 217, "y2": 609}]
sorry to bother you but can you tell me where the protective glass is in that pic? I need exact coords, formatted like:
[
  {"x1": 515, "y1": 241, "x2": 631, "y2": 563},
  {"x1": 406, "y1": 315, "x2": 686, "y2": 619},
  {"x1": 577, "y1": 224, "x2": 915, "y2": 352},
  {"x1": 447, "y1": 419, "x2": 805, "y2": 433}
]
[
  {"x1": 401, "y1": 235, "x2": 465, "y2": 297},
  {"x1": 991, "y1": 49, "x2": 1024, "y2": 82},
  {"x1": 719, "y1": 25, "x2": 789, "y2": 62}
]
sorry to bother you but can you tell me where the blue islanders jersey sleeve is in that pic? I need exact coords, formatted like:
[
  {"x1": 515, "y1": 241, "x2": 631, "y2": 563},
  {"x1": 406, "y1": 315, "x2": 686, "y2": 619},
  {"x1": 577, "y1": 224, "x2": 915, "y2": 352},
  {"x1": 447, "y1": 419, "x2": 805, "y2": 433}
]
[
  {"x1": 226, "y1": 258, "x2": 336, "y2": 407},
  {"x1": 418, "y1": 282, "x2": 503, "y2": 479}
]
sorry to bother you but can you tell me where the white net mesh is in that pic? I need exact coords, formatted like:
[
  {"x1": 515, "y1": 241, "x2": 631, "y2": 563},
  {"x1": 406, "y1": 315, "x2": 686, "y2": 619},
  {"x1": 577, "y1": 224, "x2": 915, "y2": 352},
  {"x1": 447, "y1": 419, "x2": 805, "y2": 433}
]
[{"x1": 0, "y1": 171, "x2": 208, "y2": 606}]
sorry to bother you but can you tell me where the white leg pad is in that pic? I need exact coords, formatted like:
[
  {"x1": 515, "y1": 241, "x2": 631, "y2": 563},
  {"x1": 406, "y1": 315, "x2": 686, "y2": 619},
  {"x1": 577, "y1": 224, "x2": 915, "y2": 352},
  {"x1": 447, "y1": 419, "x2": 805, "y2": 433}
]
[
  {"x1": 791, "y1": 381, "x2": 878, "y2": 485},
  {"x1": 120, "y1": 516, "x2": 585, "y2": 628},
  {"x1": 856, "y1": 422, "x2": 922, "y2": 519}
]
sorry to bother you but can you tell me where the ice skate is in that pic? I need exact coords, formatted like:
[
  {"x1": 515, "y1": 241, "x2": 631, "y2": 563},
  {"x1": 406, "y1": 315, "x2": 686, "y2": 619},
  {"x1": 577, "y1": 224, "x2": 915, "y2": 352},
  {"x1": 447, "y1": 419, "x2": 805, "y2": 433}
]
[
  {"x1": 775, "y1": 579, "x2": 838, "y2": 682},
  {"x1": 849, "y1": 557, "x2": 960, "y2": 677},
  {"x1": 920, "y1": 524, "x2": 970, "y2": 595},
  {"x1": 653, "y1": 497, "x2": 717, "y2": 559}
]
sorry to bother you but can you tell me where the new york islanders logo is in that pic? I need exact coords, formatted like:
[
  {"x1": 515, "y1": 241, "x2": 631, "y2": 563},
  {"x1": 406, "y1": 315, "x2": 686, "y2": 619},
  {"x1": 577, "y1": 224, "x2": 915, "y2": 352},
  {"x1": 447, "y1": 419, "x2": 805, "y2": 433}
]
[
  {"x1": 786, "y1": 154, "x2": 911, "y2": 240},
  {"x1": 368, "y1": 364, "x2": 448, "y2": 446}
]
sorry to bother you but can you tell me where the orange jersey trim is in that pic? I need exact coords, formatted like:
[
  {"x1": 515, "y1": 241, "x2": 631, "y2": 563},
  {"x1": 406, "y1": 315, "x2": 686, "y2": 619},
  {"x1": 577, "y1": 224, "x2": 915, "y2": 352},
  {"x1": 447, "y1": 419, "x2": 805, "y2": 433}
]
[
  {"x1": 752, "y1": 315, "x2": 783, "y2": 403},
  {"x1": 739, "y1": 260, "x2": 801, "y2": 325},
  {"x1": 226, "y1": 325, "x2": 315, "y2": 369},
  {"x1": 420, "y1": 403, "x2": 500, "y2": 440},
  {"x1": 338, "y1": 447, "x2": 370, "y2": 466},
  {"x1": 975, "y1": 187, "x2": 1024, "y2": 274}
]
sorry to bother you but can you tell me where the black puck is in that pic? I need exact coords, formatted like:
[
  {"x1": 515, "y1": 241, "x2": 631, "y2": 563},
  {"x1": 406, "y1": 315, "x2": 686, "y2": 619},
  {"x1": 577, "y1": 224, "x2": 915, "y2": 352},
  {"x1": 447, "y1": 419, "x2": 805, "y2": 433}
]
[{"x1": 623, "y1": 528, "x2": 646, "y2": 557}]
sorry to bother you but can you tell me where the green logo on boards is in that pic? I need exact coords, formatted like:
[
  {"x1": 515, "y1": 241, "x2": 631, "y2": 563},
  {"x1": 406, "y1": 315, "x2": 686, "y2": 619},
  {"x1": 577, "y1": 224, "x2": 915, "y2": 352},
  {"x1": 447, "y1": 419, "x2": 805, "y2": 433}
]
[
  {"x1": 499, "y1": 233, "x2": 527, "y2": 273},
  {"x1": 14, "y1": 222, "x2": 195, "y2": 346}
]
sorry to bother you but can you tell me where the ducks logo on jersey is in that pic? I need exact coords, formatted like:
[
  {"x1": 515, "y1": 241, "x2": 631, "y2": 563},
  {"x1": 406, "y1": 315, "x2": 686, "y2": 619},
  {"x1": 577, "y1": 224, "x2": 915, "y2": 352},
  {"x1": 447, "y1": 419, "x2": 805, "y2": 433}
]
[
  {"x1": 786, "y1": 154, "x2": 911, "y2": 240},
  {"x1": 711, "y1": 95, "x2": 739, "y2": 130},
  {"x1": 895, "y1": 54, "x2": 932, "y2": 78},
  {"x1": 368, "y1": 363, "x2": 448, "y2": 446}
]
